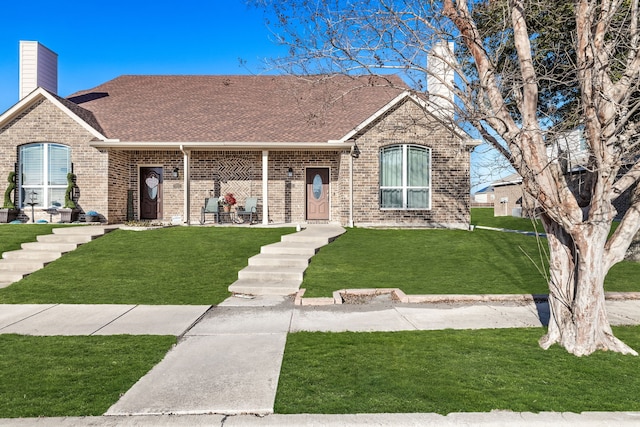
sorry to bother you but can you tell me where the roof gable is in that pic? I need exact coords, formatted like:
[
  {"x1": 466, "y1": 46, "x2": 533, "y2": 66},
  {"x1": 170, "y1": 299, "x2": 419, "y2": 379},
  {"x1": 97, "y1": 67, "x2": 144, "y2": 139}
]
[{"x1": 0, "y1": 87, "x2": 110, "y2": 141}]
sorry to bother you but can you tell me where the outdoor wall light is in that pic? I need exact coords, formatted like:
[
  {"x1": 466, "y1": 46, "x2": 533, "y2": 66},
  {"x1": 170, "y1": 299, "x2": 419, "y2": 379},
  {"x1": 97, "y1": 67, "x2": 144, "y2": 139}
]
[
  {"x1": 172, "y1": 167, "x2": 179, "y2": 178},
  {"x1": 351, "y1": 143, "x2": 361, "y2": 159},
  {"x1": 287, "y1": 167, "x2": 293, "y2": 178}
]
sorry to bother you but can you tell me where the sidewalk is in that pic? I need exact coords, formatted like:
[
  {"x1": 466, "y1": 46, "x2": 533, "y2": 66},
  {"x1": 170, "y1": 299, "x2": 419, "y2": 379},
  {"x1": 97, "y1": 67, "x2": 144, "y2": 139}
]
[{"x1": 0, "y1": 304, "x2": 209, "y2": 336}]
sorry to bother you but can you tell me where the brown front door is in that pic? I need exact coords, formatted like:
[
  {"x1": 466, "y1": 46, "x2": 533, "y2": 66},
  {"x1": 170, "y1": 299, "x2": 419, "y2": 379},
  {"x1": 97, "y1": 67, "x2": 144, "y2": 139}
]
[
  {"x1": 306, "y1": 168, "x2": 329, "y2": 220},
  {"x1": 140, "y1": 167, "x2": 163, "y2": 220}
]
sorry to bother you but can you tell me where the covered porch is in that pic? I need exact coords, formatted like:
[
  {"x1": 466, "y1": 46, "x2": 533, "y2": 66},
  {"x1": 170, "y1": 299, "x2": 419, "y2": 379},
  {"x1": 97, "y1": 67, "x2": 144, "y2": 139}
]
[{"x1": 92, "y1": 141, "x2": 358, "y2": 227}]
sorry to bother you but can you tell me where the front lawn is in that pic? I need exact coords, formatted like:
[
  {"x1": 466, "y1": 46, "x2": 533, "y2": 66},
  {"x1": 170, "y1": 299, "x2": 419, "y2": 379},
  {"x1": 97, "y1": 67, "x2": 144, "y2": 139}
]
[
  {"x1": 276, "y1": 327, "x2": 640, "y2": 414},
  {"x1": 0, "y1": 334, "x2": 175, "y2": 418},
  {"x1": 301, "y1": 227, "x2": 552, "y2": 297},
  {"x1": 301, "y1": 223, "x2": 640, "y2": 297},
  {"x1": 0, "y1": 227, "x2": 293, "y2": 305},
  {"x1": 471, "y1": 207, "x2": 543, "y2": 232}
]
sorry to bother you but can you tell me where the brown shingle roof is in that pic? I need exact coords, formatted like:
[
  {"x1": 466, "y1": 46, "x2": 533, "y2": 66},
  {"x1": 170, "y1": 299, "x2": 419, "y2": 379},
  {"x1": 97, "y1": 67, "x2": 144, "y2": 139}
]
[{"x1": 67, "y1": 74, "x2": 408, "y2": 142}]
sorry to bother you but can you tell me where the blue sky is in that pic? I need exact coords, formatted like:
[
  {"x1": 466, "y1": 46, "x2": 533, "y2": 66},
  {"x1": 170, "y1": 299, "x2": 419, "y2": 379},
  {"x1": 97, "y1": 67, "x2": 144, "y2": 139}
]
[
  {"x1": 0, "y1": 1, "x2": 285, "y2": 113},
  {"x1": 0, "y1": 1, "x2": 499, "y2": 190}
]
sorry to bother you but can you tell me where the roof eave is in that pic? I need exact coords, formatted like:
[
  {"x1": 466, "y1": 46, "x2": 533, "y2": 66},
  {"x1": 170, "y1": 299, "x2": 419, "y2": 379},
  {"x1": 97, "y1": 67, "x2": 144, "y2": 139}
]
[{"x1": 88, "y1": 141, "x2": 353, "y2": 151}]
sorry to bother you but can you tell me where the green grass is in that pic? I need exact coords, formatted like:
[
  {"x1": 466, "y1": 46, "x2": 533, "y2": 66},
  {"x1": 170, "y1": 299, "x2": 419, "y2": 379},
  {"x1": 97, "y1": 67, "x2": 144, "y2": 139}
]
[
  {"x1": 302, "y1": 227, "x2": 552, "y2": 297},
  {"x1": 0, "y1": 334, "x2": 175, "y2": 418},
  {"x1": 276, "y1": 327, "x2": 640, "y2": 414},
  {"x1": 0, "y1": 224, "x2": 71, "y2": 254},
  {"x1": 0, "y1": 227, "x2": 293, "y2": 305},
  {"x1": 471, "y1": 207, "x2": 544, "y2": 232},
  {"x1": 301, "y1": 209, "x2": 639, "y2": 297}
]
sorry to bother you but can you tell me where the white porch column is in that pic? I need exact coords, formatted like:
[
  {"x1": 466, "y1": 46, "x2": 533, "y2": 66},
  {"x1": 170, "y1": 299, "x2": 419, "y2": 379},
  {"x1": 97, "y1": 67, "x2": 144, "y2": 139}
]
[
  {"x1": 349, "y1": 152, "x2": 354, "y2": 228},
  {"x1": 181, "y1": 147, "x2": 191, "y2": 225},
  {"x1": 262, "y1": 150, "x2": 269, "y2": 225}
]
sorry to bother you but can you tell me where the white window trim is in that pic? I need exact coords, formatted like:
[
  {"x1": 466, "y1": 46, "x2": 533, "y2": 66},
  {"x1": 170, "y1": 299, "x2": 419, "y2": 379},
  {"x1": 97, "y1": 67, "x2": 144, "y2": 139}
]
[
  {"x1": 380, "y1": 144, "x2": 431, "y2": 210},
  {"x1": 18, "y1": 143, "x2": 71, "y2": 208}
]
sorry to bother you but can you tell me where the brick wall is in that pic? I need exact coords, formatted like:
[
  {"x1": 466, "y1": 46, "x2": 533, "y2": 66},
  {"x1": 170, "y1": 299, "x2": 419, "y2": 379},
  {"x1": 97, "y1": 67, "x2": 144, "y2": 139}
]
[
  {"x1": 0, "y1": 98, "x2": 110, "y2": 223},
  {"x1": 351, "y1": 98, "x2": 472, "y2": 228}
]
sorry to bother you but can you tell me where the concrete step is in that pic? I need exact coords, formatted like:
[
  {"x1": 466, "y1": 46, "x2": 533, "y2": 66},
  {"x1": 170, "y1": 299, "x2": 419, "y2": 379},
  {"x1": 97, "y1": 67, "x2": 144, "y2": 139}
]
[
  {"x1": 280, "y1": 233, "x2": 330, "y2": 245},
  {"x1": 0, "y1": 281, "x2": 14, "y2": 289},
  {"x1": 0, "y1": 271, "x2": 28, "y2": 285},
  {"x1": 21, "y1": 241, "x2": 79, "y2": 253},
  {"x1": 2, "y1": 250, "x2": 62, "y2": 262},
  {"x1": 237, "y1": 265, "x2": 305, "y2": 282},
  {"x1": 260, "y1": 242, "x2": 318, "y2": 256},
  {"x1": 228, "y1": 279, "x2": 302, "y2": 296},
  {"x1": 247, "y1": 253, "x2": 310, "y2": 268},
  {"x1": 0, "y1": 259, "x2": 47, "y2": 272},
  {"x1": 37, "y1": 234, "x2": 95, "y2": 244},
  {"x1": 52, "y1": 225, "x2": 118, "y2": 235}
]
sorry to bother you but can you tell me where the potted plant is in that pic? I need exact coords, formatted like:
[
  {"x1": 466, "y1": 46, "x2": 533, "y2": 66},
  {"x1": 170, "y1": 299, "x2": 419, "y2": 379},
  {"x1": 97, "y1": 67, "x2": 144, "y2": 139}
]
[
  {"x1": 0, "y1": 171, "x2": 18, "y2": 223},
  {"x1": 59, "y1": 173, "x2": 79, "y2": 223},
  {"x1": 85, "y1": 210, "x2": 100, "y2": 222},
  {"x1": 218, "y1": 193, "x2": 237, "y2": 212}
]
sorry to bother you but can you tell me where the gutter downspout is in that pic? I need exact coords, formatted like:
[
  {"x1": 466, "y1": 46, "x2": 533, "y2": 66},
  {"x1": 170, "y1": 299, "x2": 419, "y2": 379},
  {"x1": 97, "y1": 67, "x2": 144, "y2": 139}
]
[{"x1": 180, "y1": 145, "x2": 190, "y2": 225}]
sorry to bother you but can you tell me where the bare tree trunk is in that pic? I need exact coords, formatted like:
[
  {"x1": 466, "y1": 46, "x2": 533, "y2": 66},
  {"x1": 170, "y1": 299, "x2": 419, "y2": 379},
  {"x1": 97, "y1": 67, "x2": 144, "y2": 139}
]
[{"x1": 540, "y1": 215, "x2": 638, "y2": 356}]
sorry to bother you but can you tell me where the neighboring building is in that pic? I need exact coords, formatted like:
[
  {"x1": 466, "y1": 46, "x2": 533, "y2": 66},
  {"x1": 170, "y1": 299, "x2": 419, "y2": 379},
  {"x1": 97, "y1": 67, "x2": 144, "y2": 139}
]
[
  {"x1": 472, "y1": 185, "x2": 495, "y2": 205},
  {"x1": 0, "y1": 41, "x2": 479, "y2": 228},
  {"x1": 491, "y1": 173, "x2": 526, "y2": 217}
]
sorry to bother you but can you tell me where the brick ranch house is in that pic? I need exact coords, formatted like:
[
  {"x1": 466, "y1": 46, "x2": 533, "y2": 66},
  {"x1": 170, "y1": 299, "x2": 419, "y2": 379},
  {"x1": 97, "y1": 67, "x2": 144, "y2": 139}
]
[{"x1": 0, "y1": 42, "x2": 479, "y2": 228}]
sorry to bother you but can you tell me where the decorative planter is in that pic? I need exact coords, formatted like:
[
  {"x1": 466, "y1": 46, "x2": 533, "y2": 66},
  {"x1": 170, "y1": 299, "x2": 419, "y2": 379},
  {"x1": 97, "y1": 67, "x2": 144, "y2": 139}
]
[
  {"x1": 0, "y1": 208, "x2": 18, "y2": 223},
  {"x1": 59, "y1": 208, "x2": 80, "y2": 223}
]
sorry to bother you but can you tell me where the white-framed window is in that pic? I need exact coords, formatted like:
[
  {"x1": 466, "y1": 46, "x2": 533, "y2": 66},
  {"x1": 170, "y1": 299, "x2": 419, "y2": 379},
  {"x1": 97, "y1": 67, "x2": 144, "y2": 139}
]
[
  {"x1": 18, "y1": 143, "x2": 71, "y2": 208},
  {"x1": 380, "y1": 144, "x2": 431, "y2": 209}
]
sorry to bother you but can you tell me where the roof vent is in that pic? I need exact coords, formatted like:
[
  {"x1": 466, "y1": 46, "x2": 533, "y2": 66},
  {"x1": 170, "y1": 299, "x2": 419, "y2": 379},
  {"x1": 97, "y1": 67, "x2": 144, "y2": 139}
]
[{"x1": 19, "y1": 41, "x2": 58, "y2": 99}]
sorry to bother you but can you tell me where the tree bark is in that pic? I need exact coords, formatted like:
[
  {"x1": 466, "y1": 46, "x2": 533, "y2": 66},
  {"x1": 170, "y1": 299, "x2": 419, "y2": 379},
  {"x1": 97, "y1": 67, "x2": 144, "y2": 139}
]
[{"x1": 539, "y1": 214, "x2": 638, "y2": 356}]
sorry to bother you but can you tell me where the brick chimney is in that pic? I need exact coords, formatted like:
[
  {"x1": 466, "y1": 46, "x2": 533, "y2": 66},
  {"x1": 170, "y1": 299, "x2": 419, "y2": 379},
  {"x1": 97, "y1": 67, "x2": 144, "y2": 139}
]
[{"x1": 19, "y1": 41, "x2": 58, "y2": 99}]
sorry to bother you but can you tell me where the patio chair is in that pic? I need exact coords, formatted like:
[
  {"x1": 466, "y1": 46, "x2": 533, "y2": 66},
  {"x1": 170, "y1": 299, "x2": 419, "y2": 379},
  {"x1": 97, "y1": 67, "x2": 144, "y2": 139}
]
[
  {"x1": 200, "y1": 197, "x2": 220, "y2": 224},
  {"x1": 236, "y1": 197, "x2": 258, "y2": 224}
]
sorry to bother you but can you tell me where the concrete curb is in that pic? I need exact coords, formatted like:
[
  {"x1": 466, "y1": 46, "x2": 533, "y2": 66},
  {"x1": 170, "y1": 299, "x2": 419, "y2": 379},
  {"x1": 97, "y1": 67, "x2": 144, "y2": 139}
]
[
  {"x1": 4, "y1": 411, "x2": 640, "y2": 426},
  {"x1": 296, "y1": 288, "x2": 640, "y2": 306}
]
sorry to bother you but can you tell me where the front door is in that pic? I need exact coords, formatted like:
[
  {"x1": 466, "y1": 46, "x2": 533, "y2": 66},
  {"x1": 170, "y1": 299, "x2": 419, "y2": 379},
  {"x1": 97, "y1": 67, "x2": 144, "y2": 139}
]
[
  {"x1": 306, "y1": 168, "x2": 329, "y2": 220},
  {"x1": 140, "y1": 167, "x2": 163, "y2": 220}
]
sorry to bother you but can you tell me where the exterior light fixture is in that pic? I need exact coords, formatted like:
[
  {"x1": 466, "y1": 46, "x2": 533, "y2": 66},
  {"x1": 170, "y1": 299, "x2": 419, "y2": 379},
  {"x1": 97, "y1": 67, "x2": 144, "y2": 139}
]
[
  {"x1": 351, "y1": 143, "x2": 361, "y2": 159},
  {"x1": 287, "y1": 167, "x2": 293, "y2": 178},
  {"x1": 172, "y1": 167, "x2": 179, "y2": 178}
]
